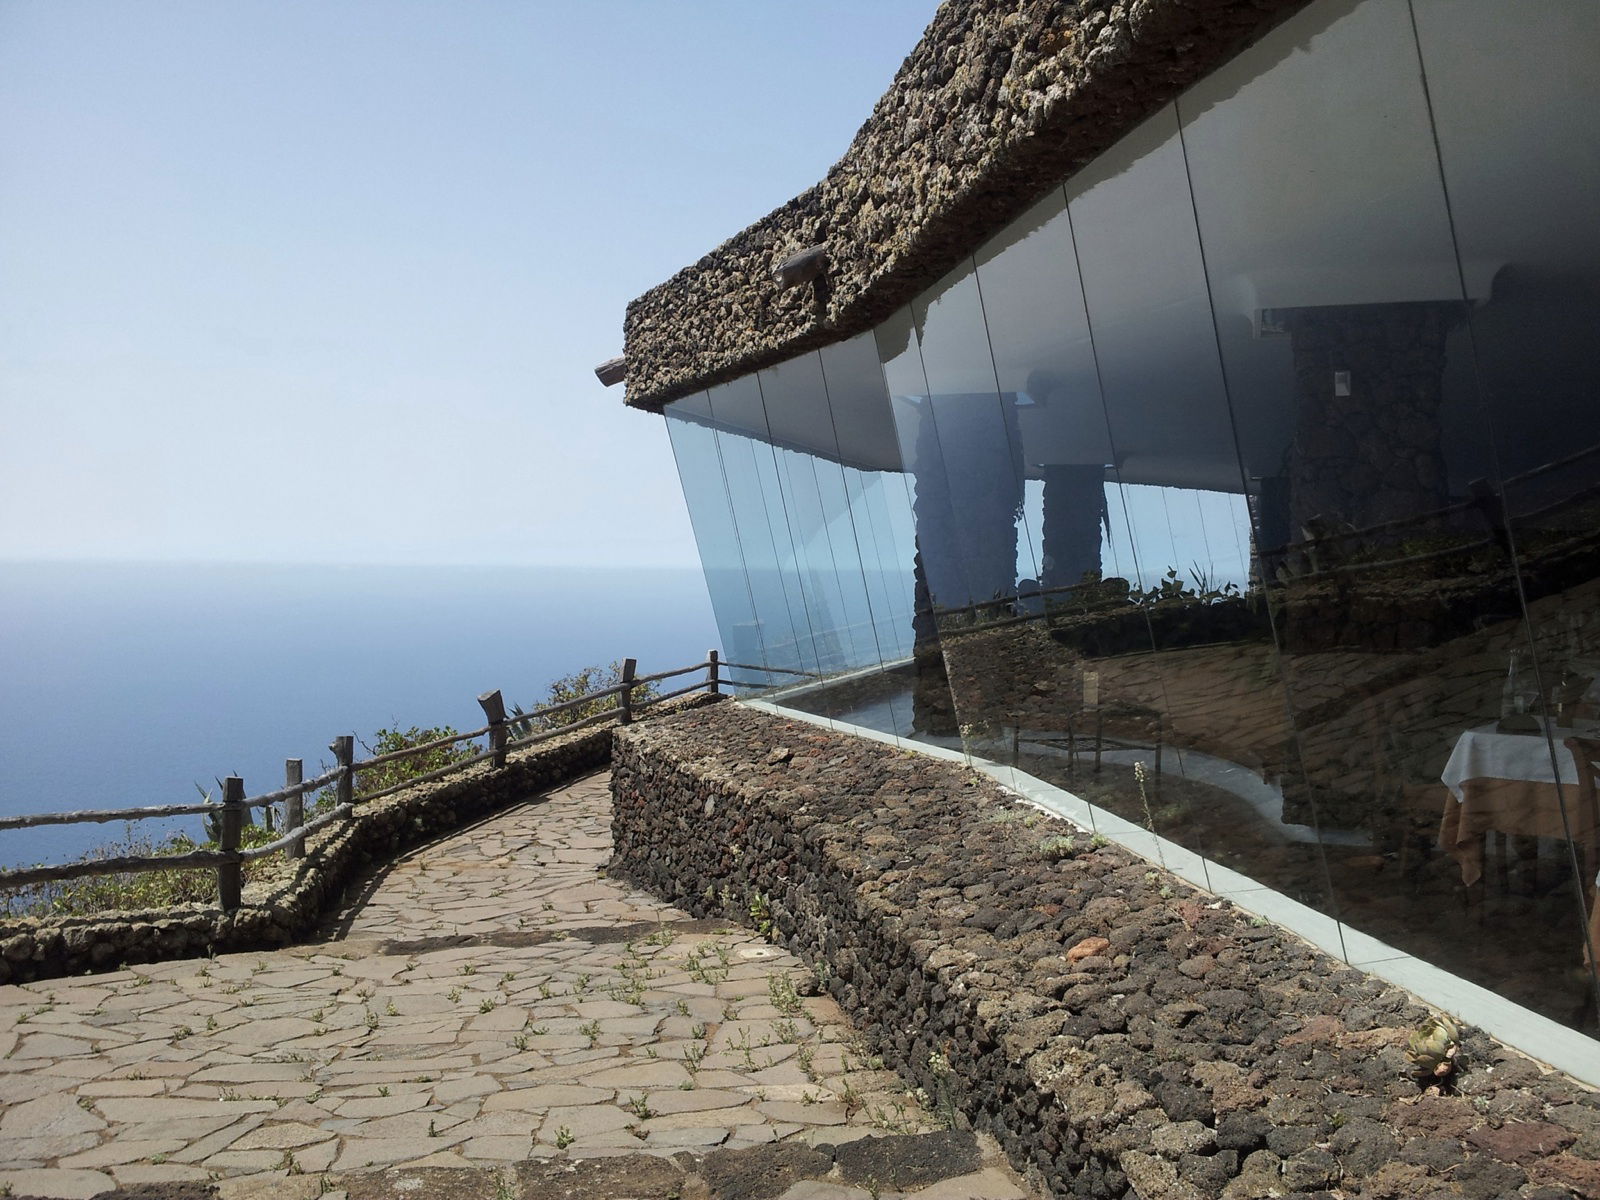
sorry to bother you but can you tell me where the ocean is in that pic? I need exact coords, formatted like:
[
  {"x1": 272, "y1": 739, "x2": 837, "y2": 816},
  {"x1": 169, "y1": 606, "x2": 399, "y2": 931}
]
[{"x1": 0, "y1": 561, "x2": 718, "y2": 869}]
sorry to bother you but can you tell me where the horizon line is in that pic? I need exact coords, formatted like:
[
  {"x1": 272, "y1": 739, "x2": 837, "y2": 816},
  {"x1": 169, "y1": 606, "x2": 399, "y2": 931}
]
[{"x1": 0, "y1": 556, "x2": 706, "y2": 572}]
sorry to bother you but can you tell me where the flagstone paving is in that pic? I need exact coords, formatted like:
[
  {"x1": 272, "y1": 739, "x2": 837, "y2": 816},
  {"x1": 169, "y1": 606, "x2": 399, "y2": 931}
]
[{"x1": 0, "y1": 771, "x2": 1034, "y2": 1200}]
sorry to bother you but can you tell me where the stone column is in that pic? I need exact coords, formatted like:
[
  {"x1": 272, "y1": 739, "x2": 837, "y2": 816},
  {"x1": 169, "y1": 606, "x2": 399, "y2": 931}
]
[
  {"x1": 1039, "y1": 464, "x2": 1105, "y2": 591},
  {"x1": 910, "y1": 544, "x2": 958, "y2": 737},
  {"x1": 909, "y1": 393, "x2": 1023, "y2": 610}
]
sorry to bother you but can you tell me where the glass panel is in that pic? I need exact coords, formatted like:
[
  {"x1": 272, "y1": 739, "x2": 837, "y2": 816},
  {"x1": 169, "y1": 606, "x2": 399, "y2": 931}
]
[
  {"x1": 758, "y1": 353, "x2": 879, "y2": 678},
  {"x1": 704, "y1": 376, "x2": 819, "y2": 685},
  {"x1": 811, "y1": 460, "x2": 882, "y2": 669},
  {"x1": 659, "y1": 0, "x2": 1600, "y2": 1048},
  {"x1": 821, "y1": 330, "x2": 925, "y2": 739},
  {"x1": 1179, "y1": 0, "x2": 1594, "y2": 1025},
  {"x1": 1181, "y1": 0, "x2": 1460, "y2": 942},
  {"x1": 842, "y1": 467, "x2": 924, "y2": 738},
  {"x1": 912, "y1": 261, "x2": 1034, "y2": 610},
  {"x1": 846, "y1": 467, "x2": 914, "y2": 657},
  {"x1": 878, "y1": 305, "x2": 972, "y2": 614},
  {"x1": 1057, "y1": 103, "x2": 1268, "y2": 881},
  {"x1": 966, "y1": 188, "x2": 1120, "y2": 817},
  {"x1": 976, "y1": 189, "x2": 1110, "y2": 596},
  {"x1": 899, "y1": 258, "x2": 1044, "y2": 774},
  {"x1": 818, "y1": 333, "x2": 917, "y2": 669},
  {"x1": 876, "y1": 308, "x2": 962, "y2": 740},
  {"x1": 1414, "y1": 0, "x2": 1600, "y2": 1023},
  {"x1": 663, "y1": 393, "x2": 761, "y2": 673}
]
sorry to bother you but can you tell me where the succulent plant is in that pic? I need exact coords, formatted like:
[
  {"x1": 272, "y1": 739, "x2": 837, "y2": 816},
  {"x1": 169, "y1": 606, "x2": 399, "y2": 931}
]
[
  {"x1": 197, "y1": 780, "x2": 256, "y2": 845},
  {"x1": 1406, "y1": 1013, "x2": 1463, "y2": 1080}
]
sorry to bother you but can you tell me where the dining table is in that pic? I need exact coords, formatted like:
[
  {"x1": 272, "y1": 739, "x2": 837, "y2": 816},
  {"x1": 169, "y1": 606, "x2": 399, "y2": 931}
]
[{"x1": 1439, "y1": 718, "x2": 1598, "y2": 893}]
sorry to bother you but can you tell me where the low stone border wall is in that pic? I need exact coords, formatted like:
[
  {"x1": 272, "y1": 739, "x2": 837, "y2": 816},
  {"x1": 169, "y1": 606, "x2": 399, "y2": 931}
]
[
  {"x1": 610, "y1": 702, "x2": 1600, "y2": 1199},
  {"x1": 0, "y1": 696, "x2": 716, "y2": 985}
]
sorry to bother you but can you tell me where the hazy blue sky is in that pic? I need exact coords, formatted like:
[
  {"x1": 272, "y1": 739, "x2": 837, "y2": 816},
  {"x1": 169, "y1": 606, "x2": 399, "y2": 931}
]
[{"x1": 0, "y1": 1, "x2": 940, "y2": 567}]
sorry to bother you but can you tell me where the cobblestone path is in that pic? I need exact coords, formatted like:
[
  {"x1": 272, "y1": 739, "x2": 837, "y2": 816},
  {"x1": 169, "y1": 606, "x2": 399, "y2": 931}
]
[{"x1": 0, "y1": 772, "x2": 1035, "y2": 1200}]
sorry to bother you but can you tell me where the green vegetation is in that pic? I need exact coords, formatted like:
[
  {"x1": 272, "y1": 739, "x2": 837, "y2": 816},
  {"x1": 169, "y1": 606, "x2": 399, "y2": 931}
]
[
  {"x1": 1, "y1": 826, "x2": 229, "y2": 917},
  {"x1": 746, "y1": 890, "x2": 775, "y2": 937},
  {"x1": 341, "y1": 725, "x2": 477, "y2": 802},
  {"x1": 2, "y1": 725, "x2": 474, "y2": 919},
  {"x1": 1, "y1": 661, "x2": 647, "y2": 920},
  {"x1": 1036, "y1": 834, "x2": 1079, "y2": 861},
  {"x1": 508, "y1": 660, "x2": 660, "y2": 738}
]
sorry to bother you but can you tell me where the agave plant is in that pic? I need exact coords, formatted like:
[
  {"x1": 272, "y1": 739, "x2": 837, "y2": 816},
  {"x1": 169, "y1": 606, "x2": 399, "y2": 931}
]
[
  {"x1": 1406, "y1": 1013, "x2": 1463, "y2": 1080},
  {"x1": 197, "y1": 780, "x2": 257, "y2": 844}
]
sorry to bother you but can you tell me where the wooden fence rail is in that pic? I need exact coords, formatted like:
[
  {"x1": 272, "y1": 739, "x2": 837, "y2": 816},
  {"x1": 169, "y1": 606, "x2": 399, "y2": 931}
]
[{"x1": 0, "y1": 651, "x2": 735, "y2": 910}]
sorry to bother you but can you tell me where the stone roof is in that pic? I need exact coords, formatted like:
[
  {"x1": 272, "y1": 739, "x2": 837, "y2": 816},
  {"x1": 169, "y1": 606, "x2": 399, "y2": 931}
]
[{"x1": 622, "y1": 0, "x2": 1309, "y2": 412}]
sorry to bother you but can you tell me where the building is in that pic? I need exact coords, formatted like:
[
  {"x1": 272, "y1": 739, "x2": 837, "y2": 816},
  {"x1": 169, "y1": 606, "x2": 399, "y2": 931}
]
[{"x1": 612, "y1": 0, "x2": 1600, "y2": 1081}]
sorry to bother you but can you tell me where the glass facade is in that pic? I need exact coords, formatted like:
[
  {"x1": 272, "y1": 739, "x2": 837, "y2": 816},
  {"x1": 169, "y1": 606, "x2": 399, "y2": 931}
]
[{"x1": 663, "y1": 0, "x2": 1600, "y2": 1038}]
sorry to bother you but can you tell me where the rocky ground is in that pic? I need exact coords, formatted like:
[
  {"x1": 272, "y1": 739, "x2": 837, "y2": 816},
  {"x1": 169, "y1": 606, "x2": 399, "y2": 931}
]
[{"x1": 0, "y1": 771, "x2": 1037, "y2": 1200}]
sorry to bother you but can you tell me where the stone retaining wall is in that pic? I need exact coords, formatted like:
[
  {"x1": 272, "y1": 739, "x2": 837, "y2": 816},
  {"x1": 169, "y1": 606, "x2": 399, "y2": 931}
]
[
  {"x1": 0, "y1": 696, "x2": 715, "y2": 986},
  {"x1": 610, "y1": 702, "x2": 1600, "y2": 1199}
]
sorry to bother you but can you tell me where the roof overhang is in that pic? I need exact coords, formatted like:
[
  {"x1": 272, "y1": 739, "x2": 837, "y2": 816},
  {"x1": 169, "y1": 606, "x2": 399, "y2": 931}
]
[{"x1": 619, "y1": 0, "x2": 1313, "y2": 412}]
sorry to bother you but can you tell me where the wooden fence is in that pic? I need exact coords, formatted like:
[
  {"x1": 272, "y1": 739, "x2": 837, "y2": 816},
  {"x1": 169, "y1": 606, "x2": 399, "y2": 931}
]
[{"x1": 0, "y1": 649, "x2": 804, "y2": 912}]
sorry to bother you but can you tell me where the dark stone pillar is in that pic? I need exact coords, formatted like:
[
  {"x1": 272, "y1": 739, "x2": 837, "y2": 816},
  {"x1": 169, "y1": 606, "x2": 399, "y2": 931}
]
[
  {"x1": 1250, "y1": 475, "x2": 1291, "y2": 583},
  {"x1": 904, "y1": 392, "x2": 1022, "y2": 739},
  {"x1": 1282, "y1": 300, "x2": 1465, "y2": 533},
  {"x1": 910, "y1": 544, "x2": 958, "y2": 737},
  {"x1": 910, "y1": 394, "x2": 1023, "y2": 612},
  {"x1": 1039, "y1": 465, "x2": 1105, "y2": 591}
]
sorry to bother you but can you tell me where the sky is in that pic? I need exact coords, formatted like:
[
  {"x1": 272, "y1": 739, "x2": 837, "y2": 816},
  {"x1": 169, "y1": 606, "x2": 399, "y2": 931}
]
[{"x1": 0, "y1": 0, "x2": 941, "y2": 568}]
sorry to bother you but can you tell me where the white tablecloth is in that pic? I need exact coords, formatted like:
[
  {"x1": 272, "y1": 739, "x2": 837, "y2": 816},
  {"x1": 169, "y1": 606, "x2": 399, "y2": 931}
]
[{"x1": 1441, "y1": 719, "x2": 1581, "y2": 802}]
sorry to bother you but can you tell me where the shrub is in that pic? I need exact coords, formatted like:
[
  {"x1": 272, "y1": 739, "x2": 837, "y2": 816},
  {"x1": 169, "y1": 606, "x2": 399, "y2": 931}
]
[
  {"x1": 0, "y1": 828, "x2": 214, "y2": 917},
  {"x1": 1037, "y1": 834, "x2": 1079, "y2": 861},
  {"x1": 353, "y1": 726, "x2": 477, "y2": 795},
  {"x1": 306, "y1": 724, "x2": 479, "y2": 814},
  {"x1": 509, "y1": 661, "x2": 660, "y2": 738},
  {"x1": 0, "y1": 819, "x2": 284, "y2": 919},
  {"x1": 0, "y1": 659, "x2": 642, "y2": 921}
]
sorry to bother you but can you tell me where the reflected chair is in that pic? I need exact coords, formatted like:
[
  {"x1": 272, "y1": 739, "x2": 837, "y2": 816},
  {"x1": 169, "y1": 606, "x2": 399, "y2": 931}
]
[
  {"x1": 1010, "y1": 699, "x2": 1163, "y2": 790},
  {"x1": 1368, "y1": 706, "x2": 1450, "y2": 896},
  {"x1": 1070, "y1": 701, "x2": 1163, "y2": 787}
]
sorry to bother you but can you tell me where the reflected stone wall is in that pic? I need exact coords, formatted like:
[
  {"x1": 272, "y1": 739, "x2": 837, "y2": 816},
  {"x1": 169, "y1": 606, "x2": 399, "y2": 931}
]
[{"x1": 1283, "y1": 301, "x2": 1460, "y2": 531}]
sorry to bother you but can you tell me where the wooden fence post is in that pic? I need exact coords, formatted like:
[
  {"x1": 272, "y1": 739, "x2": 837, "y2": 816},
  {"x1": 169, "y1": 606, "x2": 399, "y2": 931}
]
[
  {"x1": 707, "y1": 650, "x2": 720, "y2": 696},
  {"x1": 479, "y1": 689, "x2": 508, "y2": 768},
  {"x1": 331, "y1": 736, "x2": 355, "y2": 815},
  {"x1": 285, "y1": 759, "x2": 305, "y2": 859},
  {"x1": 619, "y1": 658, "x2": 637, "y2": 725},
  {"x1": 218, "y1": 776, "x2": 244, "y2": 912}
]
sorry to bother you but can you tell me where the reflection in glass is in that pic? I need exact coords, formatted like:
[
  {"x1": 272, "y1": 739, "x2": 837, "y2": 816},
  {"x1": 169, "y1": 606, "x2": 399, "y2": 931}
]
[
  {"x1": 977, "y1": 190, "x2": 1108, "y2": 595},
  {"x1": 876, "y1": 309, "x2": 962, "y2": 737},
  {"x1": 901, "y1": 258, "x2": 1042, "y2": 770},
  {"x1": 656, "y1": 0, "x2": 1600, "y2": 1042},
  {"x1": 1181, "y1": 0, "x2": 1598, "y2": 1025},
  {"x1": 1416, "y1": 0, "x2": 1600, "y2": 1011},
  {"x1": 819, "y1": 333, "x2": 919, "y2": 663},
  {"x1": 1051, "y1": 102, "x2": 1276, "y2": 885}
]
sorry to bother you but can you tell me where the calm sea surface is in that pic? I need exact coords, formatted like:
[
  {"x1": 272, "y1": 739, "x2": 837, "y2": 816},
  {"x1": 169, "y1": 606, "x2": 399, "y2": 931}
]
[{"x1": 0, "y1": 561, "x2": 717, "y2": 868}]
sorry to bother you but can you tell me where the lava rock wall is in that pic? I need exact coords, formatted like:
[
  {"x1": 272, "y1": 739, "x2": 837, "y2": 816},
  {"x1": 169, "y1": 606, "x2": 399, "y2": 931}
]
[{"x1": 611, "y1": 701, "x2": 1600, "y2": 1199}]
